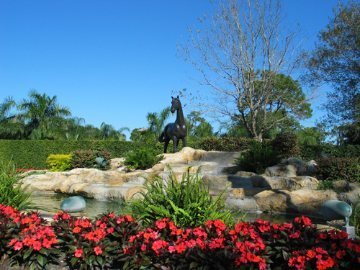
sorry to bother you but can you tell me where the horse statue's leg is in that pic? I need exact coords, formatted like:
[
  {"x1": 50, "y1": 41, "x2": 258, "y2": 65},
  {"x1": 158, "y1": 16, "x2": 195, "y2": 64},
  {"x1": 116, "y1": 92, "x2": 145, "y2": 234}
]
[
  {"x1": 164, "y1": 139, "x2": 169, "y2": 153},
  {"x1": 172, "y1": 136, "x2": 178, "y2": 153},
  {"x1": 182, "y1": 137, "x2": 187, "y2": 148}
]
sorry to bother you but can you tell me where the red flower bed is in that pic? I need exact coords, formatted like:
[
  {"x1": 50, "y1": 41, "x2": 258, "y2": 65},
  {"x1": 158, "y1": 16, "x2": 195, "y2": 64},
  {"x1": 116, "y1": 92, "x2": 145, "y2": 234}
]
[{"x1": 1, "y1": 204, "x2": 359, "y2": 269}]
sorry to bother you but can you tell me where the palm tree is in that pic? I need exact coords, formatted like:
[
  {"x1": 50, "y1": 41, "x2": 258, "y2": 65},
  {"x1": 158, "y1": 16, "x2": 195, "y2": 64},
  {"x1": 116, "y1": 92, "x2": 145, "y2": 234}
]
[
  {"x1": 117, "y1": 127, "x2": 130, "y2": 141},
  {"x1": 18, "y1": 90, "x2": 71, "y2": 139},
  {"x1": 0, "y1": 97, "x2": 22, "y2": 139},
  {"x1": 146, "y1": 107, "x2": 171, "y2": 137},
  {"x1": 100, "y1": 122, "x2": 117, "y2": 140}
]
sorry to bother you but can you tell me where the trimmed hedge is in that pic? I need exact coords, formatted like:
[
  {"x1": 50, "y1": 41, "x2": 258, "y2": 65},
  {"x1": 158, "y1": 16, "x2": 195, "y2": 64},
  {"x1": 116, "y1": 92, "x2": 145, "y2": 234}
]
[
  {"x1": 316, "y1": 157, "x2": 360, "y2": 183},
  {"x1": 0, "y1": 140, "x2": 135, "y2": 169},
  {"x1": 196, "y1": 137, "x2": 256, "y2": 152},
  {"x1": 300, "y1": 144, "x2": 360, "y2": 160}
]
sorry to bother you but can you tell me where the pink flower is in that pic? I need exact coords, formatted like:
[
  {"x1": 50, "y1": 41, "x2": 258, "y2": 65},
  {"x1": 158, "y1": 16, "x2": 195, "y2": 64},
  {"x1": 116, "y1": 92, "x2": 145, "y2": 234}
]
[
  {"x1": 94, "y1": 246, "x2": 103, "y2": 255},
  {"x1": 75, "y1": 248, "x2": 83, "y2": 258}
]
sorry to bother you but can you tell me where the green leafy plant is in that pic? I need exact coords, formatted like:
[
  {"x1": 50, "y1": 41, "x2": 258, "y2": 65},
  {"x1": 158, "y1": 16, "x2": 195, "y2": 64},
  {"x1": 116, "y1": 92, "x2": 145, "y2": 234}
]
[
  {"x1": 124, "y1": 148, "x2": 163, "y2": 170},
  {"x1": 316, "y1": 157, "x2": 360, "y2": 182},
  {"x1": 350, "y1": 199, "x2": 360, "y2": 236},
  {"x1": 46, "y1": 154, "x2": 72, "y2": 171},
  {"x1": 272, "y1": 132, "x2": 300, "y2": 159},
  {"x1": 72, "y1": 150, "x2": 111, "y2": 170},
  {"x1": 127, "y1": 167, "x2": 233, "y2": 227},
  {"x1": 0, "y1": 161, "x2": 32, "y2": 210},
  {"x1": 235, "y1": 142, "x2": 279, "y2": 174},
  {"x1": 317, "y1": 180, "x2": 334, "y2": 190}
]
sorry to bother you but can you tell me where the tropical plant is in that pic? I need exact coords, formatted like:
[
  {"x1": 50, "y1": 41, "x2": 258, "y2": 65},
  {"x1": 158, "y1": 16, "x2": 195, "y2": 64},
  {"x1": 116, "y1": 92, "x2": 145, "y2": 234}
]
[
  {"x1": 124, "y1": 148, "x2": 163, "y2": 170},
  {"x1": 127, "y1": 168, "x2": 233, "y2": 227},
  {"x1": 350, "y1": 199, "x2": 360, "y2": 235},
  {"x1": 18, "y1": 90, "x2": 71, "y2": 139},
  {"x1": 0, "y1": 160, "x2": 32, "y2": 210}
]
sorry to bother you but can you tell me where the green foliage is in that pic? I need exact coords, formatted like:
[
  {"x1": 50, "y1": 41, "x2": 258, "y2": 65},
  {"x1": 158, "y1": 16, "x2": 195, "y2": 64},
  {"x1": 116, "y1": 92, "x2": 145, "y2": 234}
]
[
  {"x1": 307, "y1": 1, "x2": 359, "y2": 125},
  {"x1": 235, "y1": 142, "x2": 279, "y2": 174},
  {"x1": 127, "y1": 168, "x2": 233, "y2": 227},
  {"x1": 197, "y1": 137, "x2": 256, "y2": 151},
  {"x1": 300, "y1": 143, "x2": 360, "y2": 160},
  {"x1": 124, "y1": 148, "x2": 163, "y2": 170},
  {"x1": 316, "y1": 157, "x2": 360, "y2": 182},
  {"x1": 72, "y1": 150, "x2": 111, "y2": 170},
  {"x1": 0, "y1": 161, "x2": 32, "y2": 210},
  {"x1": 46, "y1": 154, "x2": 73, "y2": 171},
  {"x1": 272, "y1": 132, "x2": 300, "y2": 159},
  {"x1": 349, "y1": 199, "x2": 360, "y2": 236},
  {"x1": 0, "y1": 140, "x2": 134, "y2": 168},
  {"x1": 317, "y1": 180, "x2": 334, "y2": 190}
]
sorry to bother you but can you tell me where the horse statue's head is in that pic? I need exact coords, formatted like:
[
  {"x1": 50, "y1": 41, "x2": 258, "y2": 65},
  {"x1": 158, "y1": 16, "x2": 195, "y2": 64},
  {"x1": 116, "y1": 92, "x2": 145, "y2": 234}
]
[{"x1": 171, "y1": 96, "x2": 181, "y2": 113}]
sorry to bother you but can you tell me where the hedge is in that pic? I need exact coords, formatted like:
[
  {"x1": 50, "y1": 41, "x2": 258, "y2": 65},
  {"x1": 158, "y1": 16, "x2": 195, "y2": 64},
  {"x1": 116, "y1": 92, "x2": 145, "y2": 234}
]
[
  {"x1": 0, "y1": 137, "x2": 257, "y2": 169},
  {"x1": 0, "y1": 140, "x2": 135, "y2": 169}
]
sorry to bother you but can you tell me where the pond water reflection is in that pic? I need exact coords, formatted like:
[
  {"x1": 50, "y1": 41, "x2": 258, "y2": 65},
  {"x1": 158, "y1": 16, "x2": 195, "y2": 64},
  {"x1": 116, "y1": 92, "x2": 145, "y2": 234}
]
[{"x1": 30, "y1": 191, "x2": 326, "y2": 225}]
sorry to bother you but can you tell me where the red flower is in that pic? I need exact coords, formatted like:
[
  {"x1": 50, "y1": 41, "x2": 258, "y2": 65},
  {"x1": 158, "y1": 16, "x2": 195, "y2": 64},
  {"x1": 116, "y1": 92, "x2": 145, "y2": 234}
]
[
  {"x1": 151, "y1": 240, "x2": 168, "y2": 254},
  {"x1": 336, "y1": 250, "x2": 346, "y2": 259},
  {"x1": 75, "y1": 248, "x2": 83, "y2": 258},
  {"x1": 94, "y1": 246, "x2": 103, "y2": 255},
  {"x1": 289, "y1": 231, "x2": 301, "y2": 239},
  {"x1": 33, "y1": 241, "x2": 42, "y2": 251},
  {"x1": 175, "y1": 242, "x2": 187, "y2": 254},
  {"x1": 73, "y1": 226, "x2": 81, "y2": 234},
  {"x1": 14, "y1": 242, "x2": 23, "y2": 251},
  {"x1": 155, "y1": 219, "x2": 168, "y2": 230}
]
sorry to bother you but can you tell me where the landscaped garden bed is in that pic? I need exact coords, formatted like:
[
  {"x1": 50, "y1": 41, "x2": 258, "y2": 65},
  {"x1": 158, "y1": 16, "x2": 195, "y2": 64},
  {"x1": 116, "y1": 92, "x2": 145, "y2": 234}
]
[{"x1": 1, "y1": 204, "x2": 359, "y2": 270}]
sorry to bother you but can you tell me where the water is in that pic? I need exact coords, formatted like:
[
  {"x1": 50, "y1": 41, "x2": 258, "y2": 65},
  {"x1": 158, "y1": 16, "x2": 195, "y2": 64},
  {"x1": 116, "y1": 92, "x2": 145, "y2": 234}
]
[
  {"x1": 29, "y1": 191, "x2": 327, "y2": 225},
  {"x1": 29, "y1": 191, "x2": 125, "y2": 219}
]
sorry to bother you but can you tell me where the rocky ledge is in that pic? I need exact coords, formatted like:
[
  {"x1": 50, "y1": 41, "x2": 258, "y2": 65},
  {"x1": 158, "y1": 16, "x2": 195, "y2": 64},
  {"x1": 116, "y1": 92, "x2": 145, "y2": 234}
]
[{"x1": 21, "y1": 147, "x2": 360, "y2": 216}]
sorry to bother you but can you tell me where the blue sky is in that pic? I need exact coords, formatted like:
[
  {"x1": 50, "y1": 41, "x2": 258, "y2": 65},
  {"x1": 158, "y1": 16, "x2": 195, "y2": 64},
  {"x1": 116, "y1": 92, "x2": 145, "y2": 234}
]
[{"x1": 0, "y1": 0, "x2": 343, "y2": 137}]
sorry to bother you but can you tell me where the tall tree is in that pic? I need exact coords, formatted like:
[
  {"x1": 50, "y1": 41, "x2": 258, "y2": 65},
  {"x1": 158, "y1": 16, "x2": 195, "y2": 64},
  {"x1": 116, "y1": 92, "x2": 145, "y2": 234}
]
[
  {"x1": 187, "y1": 111, "x2": 213, "y2": 138},
  {"x1": 183, "y1": 0, "x2": 311, "y2": 141},
  {"x1": 307, "y1": 1, "x2": 359, "y2": 127},
  {"x1": 146, "y1": 107, "x2": 171, "y2": 137},
  {"x1": 18, "y1": 90, "x2": 71, "y2": 139}
]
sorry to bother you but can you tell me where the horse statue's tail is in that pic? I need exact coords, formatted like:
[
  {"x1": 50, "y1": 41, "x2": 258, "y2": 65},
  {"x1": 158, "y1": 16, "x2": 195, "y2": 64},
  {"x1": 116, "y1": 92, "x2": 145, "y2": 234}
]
[{"x1": 158, "y1": 131, "x2": 166, "y2": 142}]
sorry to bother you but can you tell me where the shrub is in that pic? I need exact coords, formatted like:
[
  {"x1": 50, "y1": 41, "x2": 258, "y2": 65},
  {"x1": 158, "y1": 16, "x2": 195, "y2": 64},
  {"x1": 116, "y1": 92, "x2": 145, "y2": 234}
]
[
  {"x1": 0, "y1": 161, "x2": 32, "y2": 210},
  {"x1": 317, "y1": 180, "x2": 334, "y2": 190},
  {"x1": 272, "y1": 132, "x2": 300, "y2": 159},
  {"x1": 72, "y1": 150, "x2": 111, "y2": 170},
  {"x1": 127, "y1": 168, "x2": 233, "y2": 227},
  {"x1": 46, "y1": 154, "x2": 73, "y2": 171},
  {"x1": 235, "y1": 142, "x2": 279, "y2": 173},
  {"x1": 0, "y1": 140, "x2": 134, "y2": 169},
  {"x1": 300, "y1": 144, "x2": 360, "y2": 160},
  {"x1": 316, "y1": 157, "x2": 360, "y2": 182},
  {"x1": 124, "y1": 148, "x2": 163, "y2": 170},
  {"x1": 197, "y1": 137, "x2": 256, "y2": 151}
]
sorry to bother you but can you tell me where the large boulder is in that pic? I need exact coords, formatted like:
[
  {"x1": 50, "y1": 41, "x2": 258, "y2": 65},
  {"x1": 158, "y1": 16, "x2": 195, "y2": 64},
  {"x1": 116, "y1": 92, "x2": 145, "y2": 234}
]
[
  {"x1": 60, "y1": 196, "x2": 86, "y2": 212},
  {"x1": 254, "y1": 189, "x2": 337, "y2": 213},
  {"x1": 264, "y1": 158, "x2": 318, "y2": 177},
  {"x1": 251, "y1": 175, "x2": 319, "y2": 190}
]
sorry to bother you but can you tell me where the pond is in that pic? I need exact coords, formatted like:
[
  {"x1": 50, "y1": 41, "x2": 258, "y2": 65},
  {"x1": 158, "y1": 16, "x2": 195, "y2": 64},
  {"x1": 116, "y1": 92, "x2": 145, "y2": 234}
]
[{"x1": 29, "y1": 191, "x2": 327, "y2": 225}]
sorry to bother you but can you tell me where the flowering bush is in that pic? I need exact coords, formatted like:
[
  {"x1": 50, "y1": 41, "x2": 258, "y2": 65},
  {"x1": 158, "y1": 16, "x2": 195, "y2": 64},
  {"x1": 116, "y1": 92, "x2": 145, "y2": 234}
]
[
  {"x1": 1, "y1": 204, "x2": 360, "y2": 270},
  {"x1": 0, "y1": 204, "x2": 59, "y2": 269},
  {"x1": 52, "y1": 211, "x2": 139, "y2": 269}
]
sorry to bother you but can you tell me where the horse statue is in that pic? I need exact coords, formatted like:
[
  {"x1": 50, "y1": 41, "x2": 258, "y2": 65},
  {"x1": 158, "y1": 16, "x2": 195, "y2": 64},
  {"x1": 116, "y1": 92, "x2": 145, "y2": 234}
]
[{"x1": 159, "y1": 96, "x2": 187, "y2": 153}]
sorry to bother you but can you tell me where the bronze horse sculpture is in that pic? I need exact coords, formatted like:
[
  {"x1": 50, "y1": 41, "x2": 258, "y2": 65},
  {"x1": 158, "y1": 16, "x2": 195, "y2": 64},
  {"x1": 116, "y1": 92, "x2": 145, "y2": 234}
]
[{"x1": 159, "y1": 96, "x2": 187, "y2": 153}]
